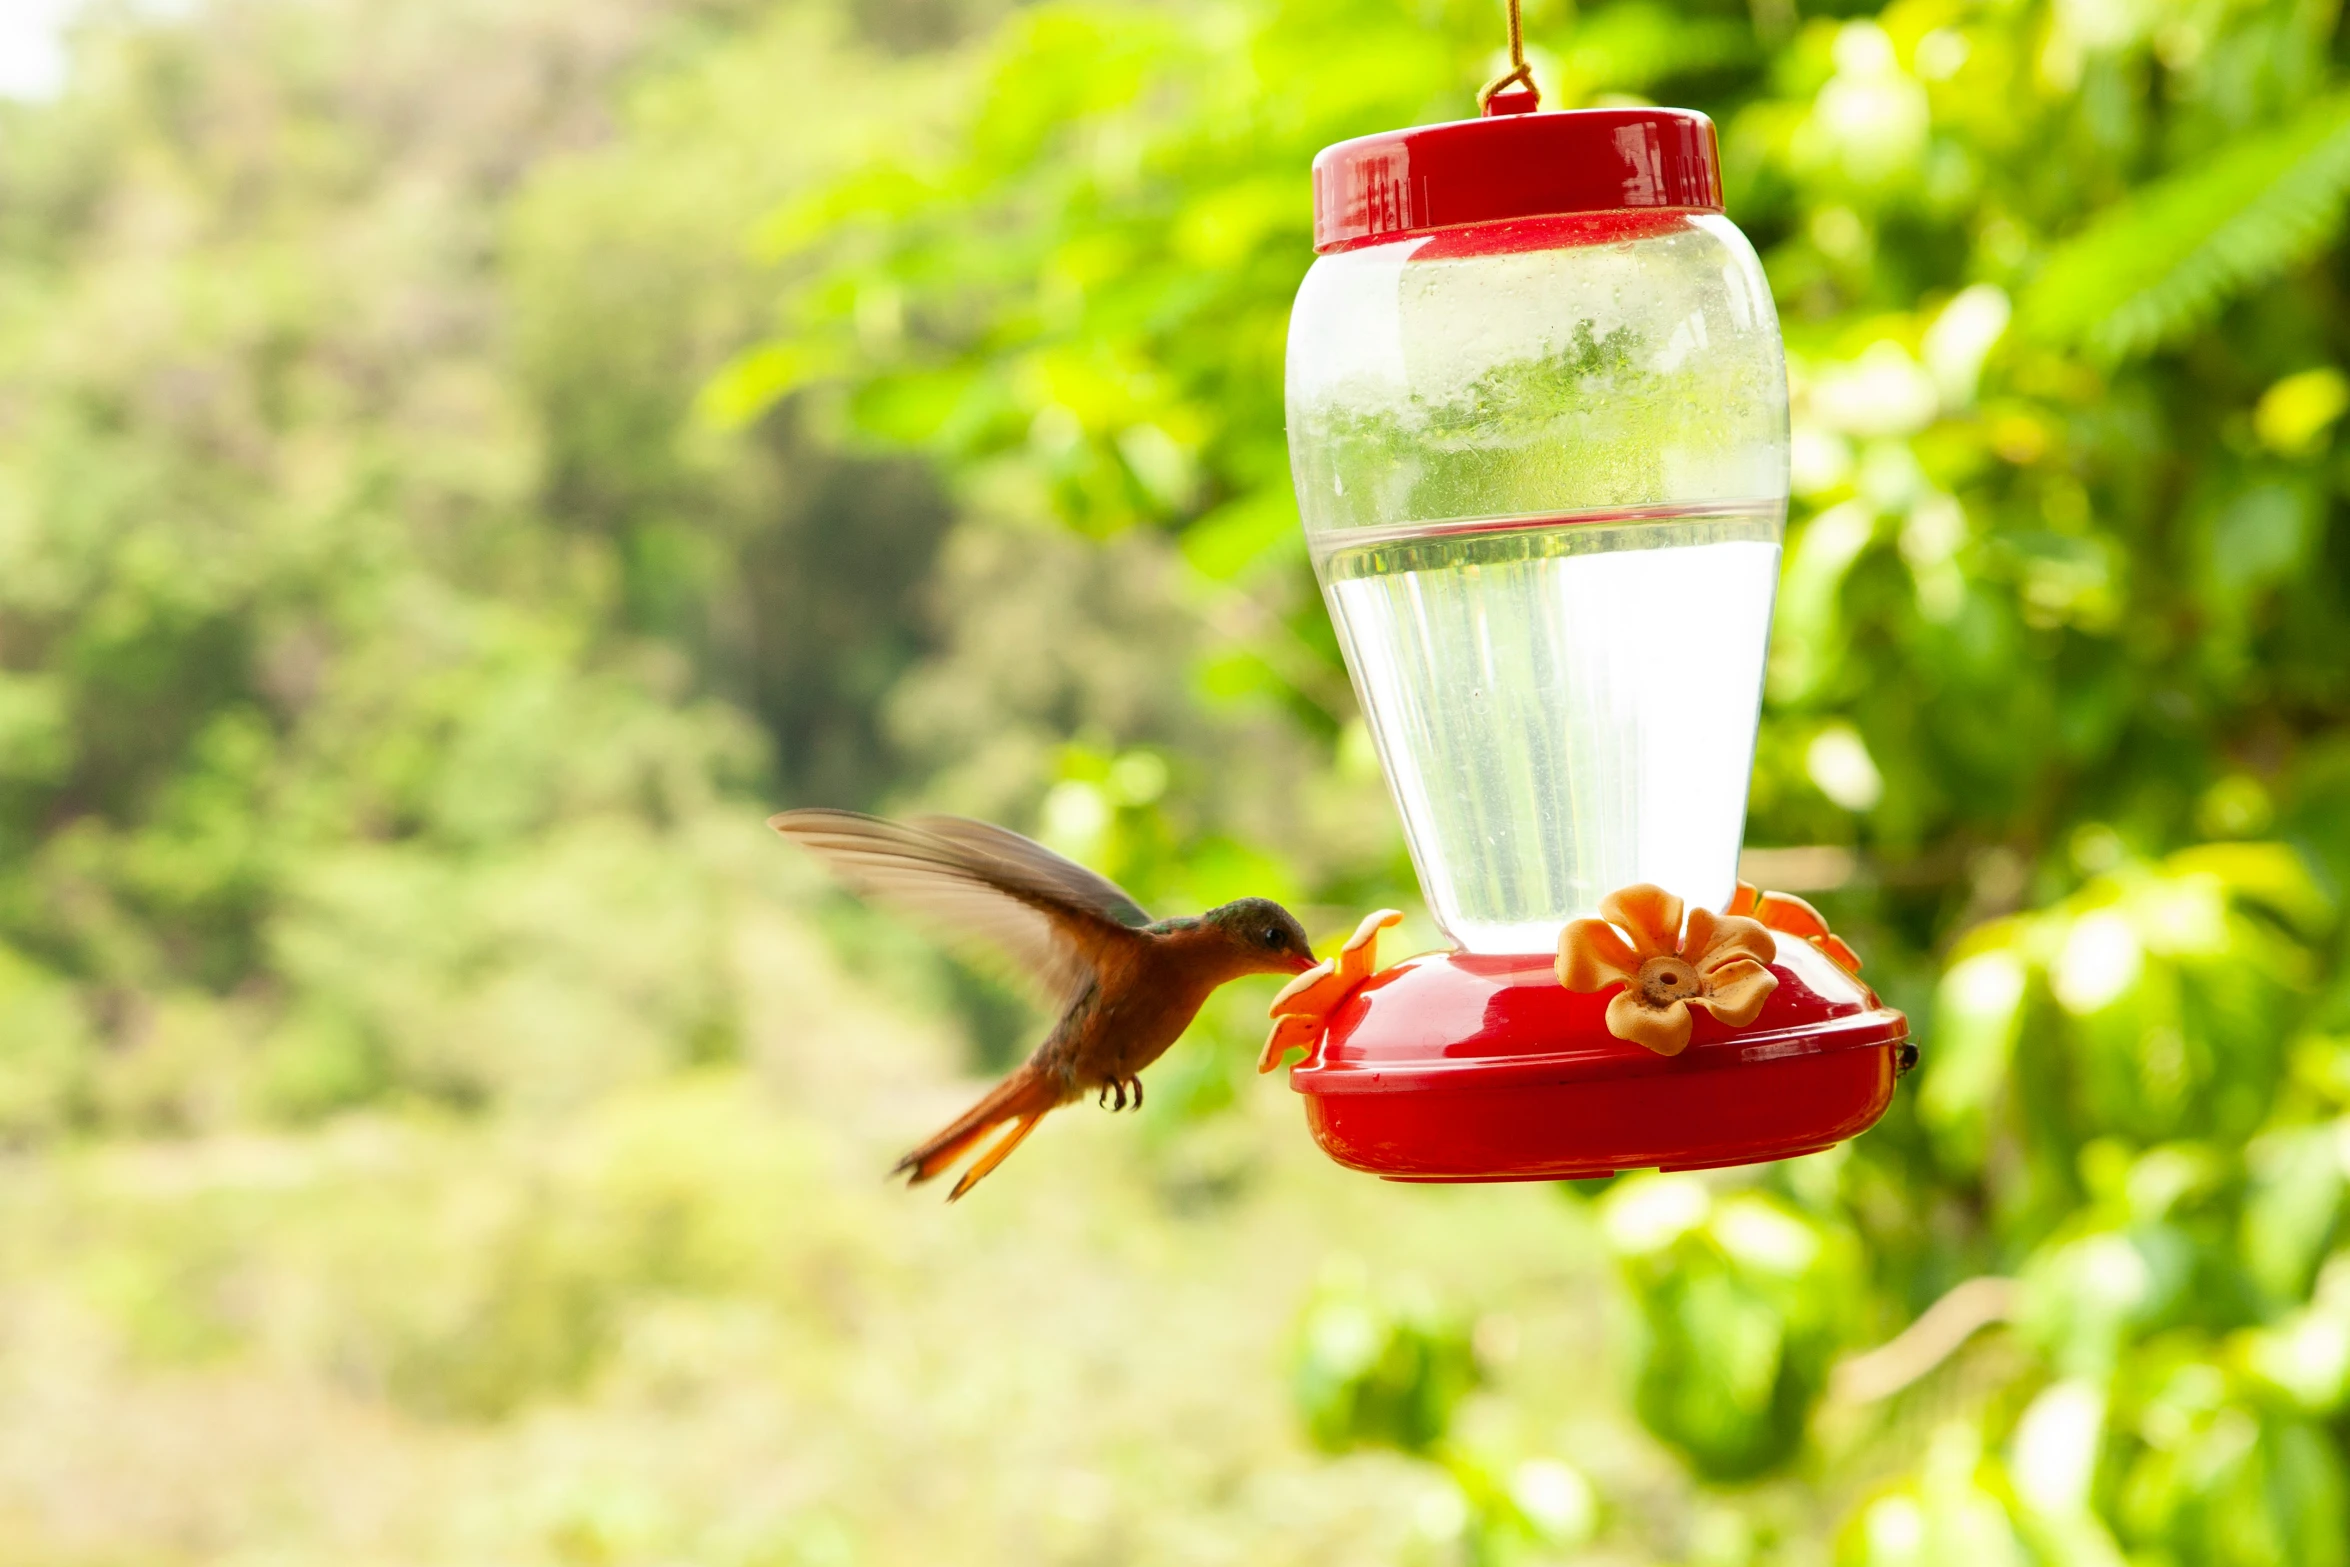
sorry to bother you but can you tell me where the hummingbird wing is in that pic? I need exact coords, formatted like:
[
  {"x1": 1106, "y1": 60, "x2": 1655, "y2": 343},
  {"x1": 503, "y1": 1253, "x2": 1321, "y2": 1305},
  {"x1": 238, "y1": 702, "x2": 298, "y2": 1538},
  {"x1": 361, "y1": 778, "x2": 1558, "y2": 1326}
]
[
  {"x1": 908, "y1": 815, "x2": 1151, "y2": 927},
  {"x1": 769, "y1": 809, "x2": 1152, "y2": 1008}
]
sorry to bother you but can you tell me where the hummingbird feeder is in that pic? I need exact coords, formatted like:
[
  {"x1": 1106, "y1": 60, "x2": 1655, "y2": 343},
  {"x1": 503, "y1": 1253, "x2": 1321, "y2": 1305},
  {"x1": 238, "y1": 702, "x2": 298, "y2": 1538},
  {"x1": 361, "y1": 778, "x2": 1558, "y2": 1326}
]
[{"x1": 1267, "y1": 25, "x2": 1910, "y2": 1181}]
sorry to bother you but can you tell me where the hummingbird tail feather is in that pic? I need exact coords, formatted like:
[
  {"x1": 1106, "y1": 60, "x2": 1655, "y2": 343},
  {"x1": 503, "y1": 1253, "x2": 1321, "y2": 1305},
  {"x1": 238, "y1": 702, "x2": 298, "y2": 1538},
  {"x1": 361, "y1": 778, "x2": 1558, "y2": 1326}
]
[
  {"x1": 948, "y1": 1112, "x2": 1045, "y2": 1201},
  {"x1": 893, "y1": 1063, "x2": 1062, "y2": 1192}
]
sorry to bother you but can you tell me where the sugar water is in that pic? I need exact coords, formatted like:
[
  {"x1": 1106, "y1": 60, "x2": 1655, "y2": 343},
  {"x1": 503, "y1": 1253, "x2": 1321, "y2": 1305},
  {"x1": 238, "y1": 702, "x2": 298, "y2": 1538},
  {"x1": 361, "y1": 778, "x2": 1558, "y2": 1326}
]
[{"x1": 1316, "y1": 499, "x2": 1782, "y2": 953}]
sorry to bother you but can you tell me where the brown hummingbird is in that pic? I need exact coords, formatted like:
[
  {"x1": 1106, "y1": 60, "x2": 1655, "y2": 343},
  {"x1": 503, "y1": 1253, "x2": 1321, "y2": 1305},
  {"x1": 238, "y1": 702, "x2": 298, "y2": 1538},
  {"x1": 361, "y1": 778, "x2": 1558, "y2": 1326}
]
[{"x1": 771, "y1": 809, "x2": 1318, "y2": 1200}]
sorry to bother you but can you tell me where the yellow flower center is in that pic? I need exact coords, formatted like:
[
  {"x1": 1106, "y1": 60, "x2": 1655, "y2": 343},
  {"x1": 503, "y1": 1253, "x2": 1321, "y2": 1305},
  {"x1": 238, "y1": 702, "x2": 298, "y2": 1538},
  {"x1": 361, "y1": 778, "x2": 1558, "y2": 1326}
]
[{"x1": 1636, "y1": 954, "x2": 1701, "y2": 1005}]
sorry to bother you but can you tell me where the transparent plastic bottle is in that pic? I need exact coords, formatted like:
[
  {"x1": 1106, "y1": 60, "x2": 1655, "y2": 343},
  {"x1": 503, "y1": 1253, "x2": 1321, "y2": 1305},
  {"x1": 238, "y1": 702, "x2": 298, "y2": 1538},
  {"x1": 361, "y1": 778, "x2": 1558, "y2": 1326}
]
[{"x1": 1287, "y1": 108, "x2": 1789, "y2": 954}]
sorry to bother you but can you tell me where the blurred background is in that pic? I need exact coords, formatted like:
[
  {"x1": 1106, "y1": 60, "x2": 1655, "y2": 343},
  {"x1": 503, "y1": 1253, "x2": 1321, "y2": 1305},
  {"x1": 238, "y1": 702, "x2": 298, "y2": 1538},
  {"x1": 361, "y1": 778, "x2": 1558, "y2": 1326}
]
[{"x1": 0, "y1": 0, "x2": 2347, "y2": 1561}]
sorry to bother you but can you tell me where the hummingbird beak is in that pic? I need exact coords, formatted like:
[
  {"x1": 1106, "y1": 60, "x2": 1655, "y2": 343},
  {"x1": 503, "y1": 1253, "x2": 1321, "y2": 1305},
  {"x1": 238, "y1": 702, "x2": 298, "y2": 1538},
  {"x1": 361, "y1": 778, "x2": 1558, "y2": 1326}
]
[{"x1": 1284, "y1": 952, "x2": 1317, "y2": 974}]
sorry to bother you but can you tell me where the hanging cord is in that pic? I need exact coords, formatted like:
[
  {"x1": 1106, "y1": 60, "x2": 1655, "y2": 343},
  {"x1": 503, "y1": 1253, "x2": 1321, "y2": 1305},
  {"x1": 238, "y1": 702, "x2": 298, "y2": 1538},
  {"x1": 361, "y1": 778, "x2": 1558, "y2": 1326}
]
[{"x1": 1476, "y1": 0, "x2": 1539, "y2": 112}]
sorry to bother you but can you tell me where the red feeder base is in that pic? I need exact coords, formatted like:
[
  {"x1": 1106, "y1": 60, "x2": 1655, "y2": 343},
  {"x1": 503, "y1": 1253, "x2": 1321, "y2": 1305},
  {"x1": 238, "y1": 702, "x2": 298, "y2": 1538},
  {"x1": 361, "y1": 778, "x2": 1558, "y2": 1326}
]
[{"x1": 1289, "y1": 939, "x2": 1909, "y2": 1182}]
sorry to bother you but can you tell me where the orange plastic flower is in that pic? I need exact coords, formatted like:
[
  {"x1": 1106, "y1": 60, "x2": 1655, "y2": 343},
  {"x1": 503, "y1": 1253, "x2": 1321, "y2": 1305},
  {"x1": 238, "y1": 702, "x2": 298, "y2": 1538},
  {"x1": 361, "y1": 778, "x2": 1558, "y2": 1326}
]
[
  {"x1": 1728, "y1": 881, "x2": 1863, "y2": 974},
  {"x1": 1260, "y1": 909, "x2": 1405, "y2": 1072},
  {"x1": 1556, "y1": 884, "x2": 1778, "y2": 1056}
]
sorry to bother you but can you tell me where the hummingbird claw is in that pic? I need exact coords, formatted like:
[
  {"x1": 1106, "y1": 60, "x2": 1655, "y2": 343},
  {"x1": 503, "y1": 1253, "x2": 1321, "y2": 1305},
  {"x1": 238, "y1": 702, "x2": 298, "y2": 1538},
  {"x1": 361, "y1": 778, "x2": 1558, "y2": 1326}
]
[{"x1": 1129, "y1": 1076, "x2": 1143, "y2": 1111}]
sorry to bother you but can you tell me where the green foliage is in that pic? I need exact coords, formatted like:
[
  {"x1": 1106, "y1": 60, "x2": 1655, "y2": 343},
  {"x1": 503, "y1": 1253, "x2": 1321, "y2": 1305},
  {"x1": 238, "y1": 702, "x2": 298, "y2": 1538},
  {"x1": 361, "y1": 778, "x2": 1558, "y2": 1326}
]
[
  {"x1": 1601, "y1": 1178, "x2": 1863, "y2": 1480},
  {"x1": 0, "y1": 0, "x2": 977, "y2": 1131},
  {"x1": 1290, "y1": 1265, "x2": 1607, "y2": 1563},
  {"x1": 2022, "y1": 93, "x2": 2350, "y2": 363},
  {"x1": 1293, "y1": 1267, "x2": 1481, "y2": 1457}
]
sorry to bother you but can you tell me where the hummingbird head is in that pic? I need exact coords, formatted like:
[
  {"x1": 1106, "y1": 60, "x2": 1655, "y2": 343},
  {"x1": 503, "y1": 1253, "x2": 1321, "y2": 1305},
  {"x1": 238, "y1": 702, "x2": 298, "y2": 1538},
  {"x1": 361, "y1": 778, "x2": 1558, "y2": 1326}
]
[{"x1": 1200, "y1": 897, "x2": 1319, "y2": 976}]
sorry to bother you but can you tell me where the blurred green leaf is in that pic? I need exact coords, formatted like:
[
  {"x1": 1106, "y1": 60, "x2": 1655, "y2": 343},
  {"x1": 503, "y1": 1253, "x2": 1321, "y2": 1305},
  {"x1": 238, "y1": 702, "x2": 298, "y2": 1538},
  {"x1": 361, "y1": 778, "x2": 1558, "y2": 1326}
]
[
  {"x1": 1291, "y1": 1267, "x2": 1480, "y2": 1458},
  {"x1": 2022, "y1": 95, "x2": 2350, "y2": 362}
]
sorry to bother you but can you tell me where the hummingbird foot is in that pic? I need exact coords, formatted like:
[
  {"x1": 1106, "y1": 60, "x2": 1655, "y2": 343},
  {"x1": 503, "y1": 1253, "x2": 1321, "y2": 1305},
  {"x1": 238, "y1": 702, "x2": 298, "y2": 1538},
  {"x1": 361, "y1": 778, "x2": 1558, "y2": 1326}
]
[{"x1": 1095, "y1": 1077, "x2": 1144, "y2": 1111}]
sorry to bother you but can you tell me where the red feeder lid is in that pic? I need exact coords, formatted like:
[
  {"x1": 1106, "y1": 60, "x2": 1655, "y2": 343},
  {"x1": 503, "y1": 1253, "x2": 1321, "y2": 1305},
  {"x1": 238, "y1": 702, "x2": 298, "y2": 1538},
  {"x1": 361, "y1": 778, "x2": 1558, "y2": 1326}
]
[
  {"x1": 1288, "y1": 940, "x2": 1910, "y2": 1182},
  {"x1": 1312, "y1": 106, "x2": 1724, "y2": 254}
]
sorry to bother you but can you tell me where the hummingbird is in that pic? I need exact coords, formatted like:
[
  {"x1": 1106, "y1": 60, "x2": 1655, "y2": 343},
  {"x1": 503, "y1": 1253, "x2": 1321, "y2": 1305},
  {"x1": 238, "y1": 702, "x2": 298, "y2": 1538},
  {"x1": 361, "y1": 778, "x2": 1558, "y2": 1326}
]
[{"x1": 771, "y1": 809, "x2": 1319, "y2": 1200}]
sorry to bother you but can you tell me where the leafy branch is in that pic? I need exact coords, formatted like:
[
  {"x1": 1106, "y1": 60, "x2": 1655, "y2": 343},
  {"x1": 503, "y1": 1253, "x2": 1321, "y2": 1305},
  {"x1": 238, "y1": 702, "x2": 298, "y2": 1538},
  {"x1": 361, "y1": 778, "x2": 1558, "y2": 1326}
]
[{"x1": 2022, "y1": 93, "x2": 2350, "y2": 362}]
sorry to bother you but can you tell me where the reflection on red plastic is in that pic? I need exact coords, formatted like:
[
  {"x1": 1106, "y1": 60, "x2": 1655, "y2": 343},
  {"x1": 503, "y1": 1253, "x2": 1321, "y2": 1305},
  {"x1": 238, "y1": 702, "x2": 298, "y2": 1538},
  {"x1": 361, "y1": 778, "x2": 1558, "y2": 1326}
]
[{"x1": 1288, "y1": 940, "x2": 1909, "y2": 1182}]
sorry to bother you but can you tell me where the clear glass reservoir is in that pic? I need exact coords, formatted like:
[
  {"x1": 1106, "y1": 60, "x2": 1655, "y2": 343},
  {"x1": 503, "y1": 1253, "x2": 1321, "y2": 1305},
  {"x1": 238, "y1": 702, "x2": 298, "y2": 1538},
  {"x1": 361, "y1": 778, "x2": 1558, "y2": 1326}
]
[{"x1": 1289, "y1": 113, "x2": 1789, "y2": 954}]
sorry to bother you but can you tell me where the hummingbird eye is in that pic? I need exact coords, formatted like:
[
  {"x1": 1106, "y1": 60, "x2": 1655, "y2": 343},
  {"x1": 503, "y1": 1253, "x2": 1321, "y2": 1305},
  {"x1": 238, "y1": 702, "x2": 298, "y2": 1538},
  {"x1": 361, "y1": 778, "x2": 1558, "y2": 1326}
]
[{"x1": 1262, "y1": 926, "x2": 1283, "y2": 947}]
